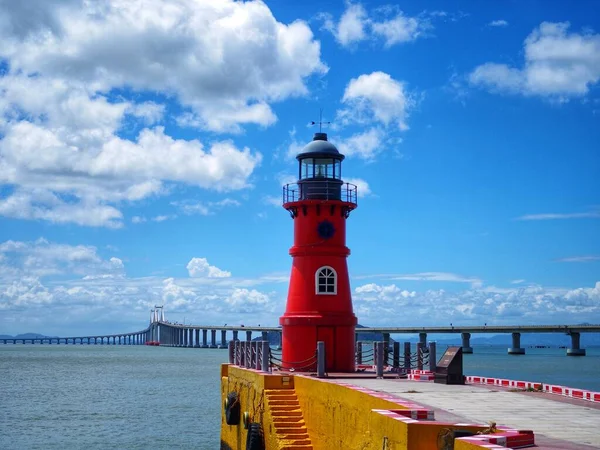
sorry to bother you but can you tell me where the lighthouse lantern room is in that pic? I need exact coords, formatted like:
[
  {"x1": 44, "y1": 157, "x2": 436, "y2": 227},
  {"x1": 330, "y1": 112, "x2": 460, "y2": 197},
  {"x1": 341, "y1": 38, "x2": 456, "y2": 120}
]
[{"x1": 280, "y1": 132, "x2": 358, "y2": 372}]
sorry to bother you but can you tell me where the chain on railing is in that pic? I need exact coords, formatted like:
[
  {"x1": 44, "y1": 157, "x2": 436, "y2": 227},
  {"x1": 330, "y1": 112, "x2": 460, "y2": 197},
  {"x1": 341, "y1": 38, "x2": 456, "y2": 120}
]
[{"x1": 269, "y1": 348, "x2": 318, "y2": 372}]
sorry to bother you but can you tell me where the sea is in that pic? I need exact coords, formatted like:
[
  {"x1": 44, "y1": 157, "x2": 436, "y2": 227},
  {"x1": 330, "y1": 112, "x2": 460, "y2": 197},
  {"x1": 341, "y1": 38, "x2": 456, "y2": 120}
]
[{"x1": 1, "y1": 344, "x2": 599, "y2": 450}]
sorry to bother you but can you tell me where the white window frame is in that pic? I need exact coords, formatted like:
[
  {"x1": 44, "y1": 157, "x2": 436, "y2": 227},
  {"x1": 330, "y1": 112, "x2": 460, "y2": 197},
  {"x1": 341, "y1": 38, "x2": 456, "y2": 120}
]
[{"x1": 315, "y1": 266, "x2": 337, "y2": 295}]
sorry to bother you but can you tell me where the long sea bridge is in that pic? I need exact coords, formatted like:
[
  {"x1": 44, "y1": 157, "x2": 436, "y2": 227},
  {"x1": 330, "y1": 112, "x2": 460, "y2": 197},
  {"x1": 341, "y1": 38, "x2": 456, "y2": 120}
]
[{"x1": 2, "y1": 313, "x2": 599, "y2": 356}]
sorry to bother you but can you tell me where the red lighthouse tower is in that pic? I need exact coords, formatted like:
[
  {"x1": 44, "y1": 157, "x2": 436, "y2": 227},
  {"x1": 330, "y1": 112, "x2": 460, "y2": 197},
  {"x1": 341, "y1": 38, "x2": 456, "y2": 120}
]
[{"x1": 280, "y1": 132, "x2": 358, "y2": 372}]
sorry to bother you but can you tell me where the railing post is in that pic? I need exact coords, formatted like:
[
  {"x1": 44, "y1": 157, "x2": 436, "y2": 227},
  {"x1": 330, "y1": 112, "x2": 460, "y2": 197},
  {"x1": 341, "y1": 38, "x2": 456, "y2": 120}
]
[
  {"x1": 317, "y1": 341, "x2": 326, "y2": 378},
  {"x1": 254, "y1": 341, "x2": 260, "y2": 370},
  {"x1": 429, "y1": 342, "x2": 437, "y2": 373},
  {"x1": 228, "y1": 340, "x2": 234, "y2": 364},
  {"x1": 356, "y1": 342, "x2": 363, "y2": 364},
  {"x1": 376, "y1": 342, "x2": 384, "y2": 378},
  {"x1": 392, "y1": 342, "x2": 400, "y2": 368},
  {"x1": 262, "y1": 341, "x2": 270, "y2": 373},
  {"x1": 416, "y1": 342, "x2": 424, "y2": 371},
  {"x1": 383, "y1": 333, "x2": 390, "y2": 365},
  {"x1": 403, "y1": 342, "x2": 411, "y2": 371}
]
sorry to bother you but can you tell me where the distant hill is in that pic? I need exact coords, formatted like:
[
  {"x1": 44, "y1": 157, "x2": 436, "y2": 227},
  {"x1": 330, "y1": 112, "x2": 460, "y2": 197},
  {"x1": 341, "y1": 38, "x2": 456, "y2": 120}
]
[{"x1": 0, "y1": 333, "x2": 51, "y2": 339}]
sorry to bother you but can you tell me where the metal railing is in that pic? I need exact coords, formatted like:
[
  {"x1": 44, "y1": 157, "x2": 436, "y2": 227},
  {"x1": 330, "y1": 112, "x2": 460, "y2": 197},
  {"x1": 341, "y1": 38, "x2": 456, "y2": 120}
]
[{"x1": 282, "y1": 181, "x2": 357, "y2": 204}]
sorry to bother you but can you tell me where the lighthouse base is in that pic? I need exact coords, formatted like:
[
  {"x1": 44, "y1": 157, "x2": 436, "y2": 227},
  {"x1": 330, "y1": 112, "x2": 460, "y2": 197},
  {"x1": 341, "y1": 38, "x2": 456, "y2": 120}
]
[{"x1": 280, "y1": 314, "x2": 357, "y2": 373}]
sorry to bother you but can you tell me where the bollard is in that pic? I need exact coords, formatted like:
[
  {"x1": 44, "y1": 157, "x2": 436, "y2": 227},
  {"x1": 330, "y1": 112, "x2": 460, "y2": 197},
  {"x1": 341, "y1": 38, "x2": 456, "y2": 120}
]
[
  {"x1": 261, "y1": 341, "x2": 270, "y2": 373},
  {"x1": 317, "y1": 341, "x2": 326, "y2": 378},
  {"x1": 393, "y1": 342, "x2": 400, "y2": 368},
  {"x1": 429, "y1": 342, "x2": 437, "y2": 373},
  {"x1": 376, "y1": 342, "x2": 384, "y2": 378},
  {"x1": 356, "y1": 342, "x2": 363, "y2": 364}
]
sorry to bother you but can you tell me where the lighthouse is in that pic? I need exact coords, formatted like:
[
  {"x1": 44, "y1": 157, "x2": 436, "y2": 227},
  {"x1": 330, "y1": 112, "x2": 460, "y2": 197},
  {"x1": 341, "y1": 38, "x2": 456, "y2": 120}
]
[{"x1": 280, "y1": 132, "x2": 358, "y2": 372}]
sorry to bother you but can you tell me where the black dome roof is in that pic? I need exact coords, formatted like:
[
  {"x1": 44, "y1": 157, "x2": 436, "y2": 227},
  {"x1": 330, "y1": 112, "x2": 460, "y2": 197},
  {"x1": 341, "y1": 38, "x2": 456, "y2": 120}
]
[{"x1": 296, "y1": 133, "x2": 344, "y2": 160}]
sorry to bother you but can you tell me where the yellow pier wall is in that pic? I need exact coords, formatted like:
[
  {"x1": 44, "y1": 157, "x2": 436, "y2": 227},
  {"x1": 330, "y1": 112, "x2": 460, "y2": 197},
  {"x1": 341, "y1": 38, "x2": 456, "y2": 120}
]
[{"x1": 221, "y1": 365, "x2": 495, "y2": 450}]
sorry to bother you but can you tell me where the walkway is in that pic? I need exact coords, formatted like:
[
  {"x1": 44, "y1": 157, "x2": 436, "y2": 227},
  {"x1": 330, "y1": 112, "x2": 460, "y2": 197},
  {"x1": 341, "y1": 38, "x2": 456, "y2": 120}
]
[{"x1": 343, "y1": 378, "x2": 600, "y2": 449}]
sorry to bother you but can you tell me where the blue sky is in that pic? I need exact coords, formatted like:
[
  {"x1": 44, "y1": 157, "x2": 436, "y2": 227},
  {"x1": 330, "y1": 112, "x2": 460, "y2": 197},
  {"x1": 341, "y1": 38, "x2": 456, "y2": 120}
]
[{"x1": 0, "y1": 0, "x2": 598, "y2": 336}]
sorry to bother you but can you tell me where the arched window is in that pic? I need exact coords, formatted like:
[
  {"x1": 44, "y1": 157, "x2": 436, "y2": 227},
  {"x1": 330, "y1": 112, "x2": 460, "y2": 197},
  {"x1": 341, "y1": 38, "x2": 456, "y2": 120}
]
[{"x1": 315, "y1": 266, "x2": 337, "y2": 295}]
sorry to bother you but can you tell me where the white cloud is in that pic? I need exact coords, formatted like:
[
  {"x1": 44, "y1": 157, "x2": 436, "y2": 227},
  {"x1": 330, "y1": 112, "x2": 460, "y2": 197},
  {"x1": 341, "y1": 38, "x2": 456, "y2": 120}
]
[
  {"x1": 556, "y1": 256, "x2": 600, "y2": 263},
  {"x1": 173, "y1": 198, "x2": 241, "y2": 216},
  {"x1": 470, "y1": 22, "x2": 600, "y2": 98},
  {"x1": 334, "y1": 3, "x2": 368, "y2": 46},
  {"x1": 128, "y1": 102, "x2": 165, "y2": 125},
  {"x1": 371, "y1": 12, "x2": 425, "y2": 47},
  {"x1": 510, "y1": 279, "x2": 526, "y2": 284},
  {"x1": 344, "y1": 178, "x2": 372, "y2": 198},
  {"x1": 336, "y1": 128, "x2": 384, "y2": 160},
  {"x1": 354, "y1": 271, "x2": 483, "y2": 289},
  {"x1": 186, "y1": 257, "x2": 231, "y2": 278},
  {"x1": 488, "y1": 20, "x2": 508, "y2": 28},
  {"x1": 0, "y1": 238, "x2": 125, "y2": 279},
  {"x1": 339, "y1": 72, "x2": 414, "y2": 130},
  {"x1": 322, "y1": 3, "x2": 427, "y2": 48},
  {"x1": 0, "y1": 0, "x2": 330, "y2": 227},
  {"x1": 516, "y1": 210, "x2": 600, "y2": 220},
  {"x1": 0, "y1": 0, "x2": 327, "y2": 132},
  {"x1": 353, "y1": 281, "x2": 600, "y2": 326},
  {"x1": 0, "y1": 75, "x2": 262, "y2": 227}
]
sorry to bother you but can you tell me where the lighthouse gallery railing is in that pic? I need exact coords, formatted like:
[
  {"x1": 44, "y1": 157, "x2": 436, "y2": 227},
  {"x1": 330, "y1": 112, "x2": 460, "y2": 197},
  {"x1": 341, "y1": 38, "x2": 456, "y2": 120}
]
[{"x1": 282, "y1": 181, "x2": 357, "y2": 204}]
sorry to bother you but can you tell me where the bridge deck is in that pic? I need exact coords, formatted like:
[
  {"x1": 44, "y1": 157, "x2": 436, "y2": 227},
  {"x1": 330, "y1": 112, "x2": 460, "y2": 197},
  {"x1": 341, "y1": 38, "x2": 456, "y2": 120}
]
[{"x1": 340, "y1": 377, "x2": 600, "y2": 449}]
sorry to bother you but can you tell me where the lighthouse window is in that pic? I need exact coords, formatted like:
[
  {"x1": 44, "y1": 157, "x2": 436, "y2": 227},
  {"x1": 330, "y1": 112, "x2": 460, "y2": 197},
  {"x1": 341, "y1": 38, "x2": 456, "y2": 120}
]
[
  {"x1": 334, "y1": 160, "x2": 341, "y2": 179},
  {"x1": 301, "y1": 158, "x2": 314, "y2": 179},
  {"x1": 316, "y1": 266, "x2": 337, "y2": 295},
  {"x1": 314, "y1": 158, "x2": 334, "y2": 179}
]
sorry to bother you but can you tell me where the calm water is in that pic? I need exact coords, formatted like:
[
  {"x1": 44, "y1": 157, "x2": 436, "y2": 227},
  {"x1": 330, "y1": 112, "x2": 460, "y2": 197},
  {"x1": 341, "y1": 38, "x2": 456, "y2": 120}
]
[{"x1": 1, "y1": 344, "x2": 599, "y2": 449}]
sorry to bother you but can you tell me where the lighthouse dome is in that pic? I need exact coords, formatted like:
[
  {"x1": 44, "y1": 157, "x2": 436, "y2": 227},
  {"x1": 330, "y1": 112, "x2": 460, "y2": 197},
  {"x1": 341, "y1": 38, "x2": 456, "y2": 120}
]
[{"x1": 296, "y1": 133, "x2": 344, "y2": 160}]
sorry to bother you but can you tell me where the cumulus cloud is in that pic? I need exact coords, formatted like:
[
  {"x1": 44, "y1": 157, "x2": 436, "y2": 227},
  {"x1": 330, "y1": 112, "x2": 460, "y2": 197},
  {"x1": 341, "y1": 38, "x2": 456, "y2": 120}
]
[
  {"x1": 353, "y1": 281, "x2": 600, "y2": 326},
  {"x1": 0, "y1": 238, "x2": 124, "y2": 279},
  {"x1": 186, "y1": 258, "x2": 231, "y2": 278},
  {"x1": 0, "y1": 0, "x2": 329, "y2": 227},
  {"x1": 0, "y1": 0, "x2": 327, "y2": 130},
  {"x1": 469, "y1": 22, "x2": 600, "y2": 99},
  {"x1": 336, "y1": 128, "x2": 384, "y2": 160},
  {"x1": 338, "y1": 72, "x2": 414, "y2": 131},
  {"x1": 322, "y1": 2, "x2": 428, "y2": 48}
]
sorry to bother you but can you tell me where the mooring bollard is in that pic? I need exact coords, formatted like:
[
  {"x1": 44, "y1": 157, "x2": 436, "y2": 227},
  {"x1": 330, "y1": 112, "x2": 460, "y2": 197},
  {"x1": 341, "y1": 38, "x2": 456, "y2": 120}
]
[
  {"x1": 317, "y1": 341, "x2": 326, "y2": 378},
  {"x1": 376, "y1": 342, "x2": 384, "y2": 378}
]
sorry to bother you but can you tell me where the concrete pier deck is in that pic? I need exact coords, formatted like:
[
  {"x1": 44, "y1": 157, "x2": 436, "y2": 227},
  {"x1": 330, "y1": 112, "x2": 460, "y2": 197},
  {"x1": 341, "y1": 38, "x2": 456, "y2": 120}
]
[{"x1": 342, "y1": 378, "x2": 600, "y2": 449}]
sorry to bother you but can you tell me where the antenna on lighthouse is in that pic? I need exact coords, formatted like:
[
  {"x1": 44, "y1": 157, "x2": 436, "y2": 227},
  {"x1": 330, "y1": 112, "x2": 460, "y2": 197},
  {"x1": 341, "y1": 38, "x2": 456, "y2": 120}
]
[{"x1": 310, "y1": 108, "x2": 331, "y2": 133}]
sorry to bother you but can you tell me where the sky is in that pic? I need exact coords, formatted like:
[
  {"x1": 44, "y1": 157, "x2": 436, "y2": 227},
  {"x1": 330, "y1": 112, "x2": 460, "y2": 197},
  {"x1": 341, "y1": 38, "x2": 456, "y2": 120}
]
[{"x1": 0, "y1": 0, "x2": 599, "y2": 336}]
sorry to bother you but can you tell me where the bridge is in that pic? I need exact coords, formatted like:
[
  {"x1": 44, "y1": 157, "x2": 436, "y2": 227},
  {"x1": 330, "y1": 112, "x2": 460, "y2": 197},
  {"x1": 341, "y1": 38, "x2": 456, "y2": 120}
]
[{"x1": 2, "y1": 308, "x2": 598, "y2": 356}]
